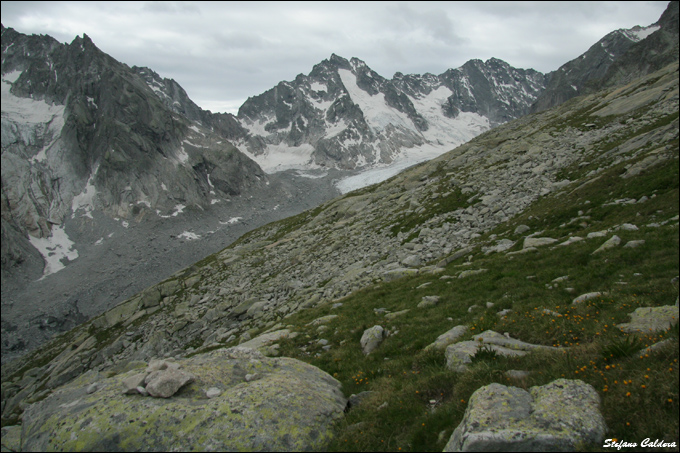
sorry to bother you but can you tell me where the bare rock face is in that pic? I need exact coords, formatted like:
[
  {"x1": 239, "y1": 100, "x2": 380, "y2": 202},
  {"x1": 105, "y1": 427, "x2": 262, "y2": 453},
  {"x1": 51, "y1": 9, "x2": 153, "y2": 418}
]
[
  {"x1": 20, "y1": 347, "x2": 347, "y2": 452},
  {"x1": 444, "y1": 379, "x2": 606, "y2": 451}
]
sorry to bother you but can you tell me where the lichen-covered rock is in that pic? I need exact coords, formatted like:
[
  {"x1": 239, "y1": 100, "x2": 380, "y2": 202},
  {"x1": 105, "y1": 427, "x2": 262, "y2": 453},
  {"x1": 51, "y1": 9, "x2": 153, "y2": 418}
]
[
  {"x1": 360, "y1": 325, "x2": 386, "y2": 355},
  {"x1": 444, "y1": 379, "x2": 606, "y2": 451},
  {"x1": 20, "y1": 347, "x2": 346, "y2": 452},
  {"x1": 425, "y1": 325, "x2": 468, "y2": 350},
  {"x1": 592, "y1": 235, "x2": 621, "y2": 254},
  {"x1": 238, "y1": 329, "x2": 298, "y2": 352},
  {"x1": 144, "y1": 367, "x2": 195, "y2": 398},
  {"x1": 617, "y1": 305, "x2": 679, "y2": 334},
  {"x1": 523, "y1": 237, "x2": 557, "y2": 248},
  {"x1": 445, "y1": 330, "x2": 559, "y2": 372},
  {"x1": 572, "y1": 291, "x2": 603, "y2": 305}
]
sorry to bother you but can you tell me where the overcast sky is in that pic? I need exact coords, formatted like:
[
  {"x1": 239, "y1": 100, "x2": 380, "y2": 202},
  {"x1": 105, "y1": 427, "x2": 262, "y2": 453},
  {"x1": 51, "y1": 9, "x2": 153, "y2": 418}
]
[{"x1": 1, "y1": 1, "x2": 670, "y2": 114}]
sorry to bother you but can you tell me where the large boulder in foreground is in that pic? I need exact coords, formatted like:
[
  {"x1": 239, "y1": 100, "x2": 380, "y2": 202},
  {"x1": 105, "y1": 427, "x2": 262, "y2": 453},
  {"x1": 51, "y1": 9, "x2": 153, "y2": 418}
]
[
  {"x1": 21, "y1": 347, "x2": 346, "y2": 452},
  {"x1": 445, "y1": 379, "x2": 606, "y2": 451}
]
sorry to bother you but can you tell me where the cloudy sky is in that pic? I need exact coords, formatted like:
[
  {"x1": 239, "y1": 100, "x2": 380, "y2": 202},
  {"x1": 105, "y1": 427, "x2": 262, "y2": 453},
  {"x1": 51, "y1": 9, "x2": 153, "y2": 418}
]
[{"x1": 1, "y1": 1, "x2": 670, "y2": 114}]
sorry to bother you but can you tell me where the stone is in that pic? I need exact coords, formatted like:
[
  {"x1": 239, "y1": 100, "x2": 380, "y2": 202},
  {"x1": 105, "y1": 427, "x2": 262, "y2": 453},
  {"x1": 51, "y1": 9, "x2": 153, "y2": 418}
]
[
  {"x1": 401, "y1": 255, "x2": 422, "y2": 267},
  {"x1": 1, "y1": 425, "x2": 22, "y2": 452},
  {"x1": 418, "y1": 295, "x2": 440, "y2": 308},
  {"x1": 623, "y1": 240, "x2": 645, "y2": 248},
  {"x1": 445, "y1": 330, "x2": 559, "y2": 372},
  {"x1": 425, "y1": 325, "x2": 469, "y2": 350},
  {"x1": 592, "y1": 235, "x2": 621, "y2": 254},
  {"x1": 21, "y1": 347, "x2": 346, "y2": 452},
  {"x1": 121, "y1": 372, "x2": 148, "y2": 395},
  {"x1": 144, "y1": 368, "x2": 195, "y2": 398},
  {"x1": 458, "y1": 269, "x2": 488, "y2": 279},
  {"x1": 382, "y1": 268, "x2": 419, "y2": 282},
  {"x1": 308, "y1": 315, "x2": 338, "y2": 326},
  {"x1": 572, "y1": 292, "x2": 603, "y2": 305},
  {"x1": 384, "y1": 309, "x2": 410, "y2": 320},
  {"x1": 557, "y1": 236, "x2": 583, "y2": 247},
  {"x1": 347, "y1": 391, "x2": 374, "y2": 409},
  {"x1": 523, "y1": 237, "x2": 558, "y2": 248},
  {"x1": 436, "y1": 246, "x2": 474, "y2": 268},
  {"x1": 239, "y1": 329, "x2": 296, "y2": 351},
  {"x1": 514, "y1": 224, "x2": 531, "y2": 235},
  {"x1": 617, "y1": 223, "x2": 639, "y2": 231},
  {"x1": 483, "y1": 239, "x2": 515, "y2": 254},
  {"x1": 444, "y1": 379, "x2": 606, "y2": 451},
  {"x1": 205, "y1": 387, "x2": 222, "y2": 398},
  {"x1": 505, "y1": 369, "x2": 531, "y2": 381},
  {"x1": 360, "y1": 326, "x2": 386, "y2": 355},
  {"x1": 617, "y1": 305, "x2": 679, "y2": 334}
]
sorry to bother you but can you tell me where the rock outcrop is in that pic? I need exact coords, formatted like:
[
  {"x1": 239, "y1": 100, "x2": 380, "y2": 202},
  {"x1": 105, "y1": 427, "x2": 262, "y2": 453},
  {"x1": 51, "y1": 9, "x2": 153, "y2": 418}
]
[
  {"x1": 617, "y1": 305, "x2": 679, "y2": 334},
  {"x1": 444, "y1": 379, "x2": 607, "y2": 451},
  {"x1": 20, "y1": 347, "x2": 346, "y2": 452},
  {"x1": 445, "y1": 330, "x2": 560, "y2": 372}
]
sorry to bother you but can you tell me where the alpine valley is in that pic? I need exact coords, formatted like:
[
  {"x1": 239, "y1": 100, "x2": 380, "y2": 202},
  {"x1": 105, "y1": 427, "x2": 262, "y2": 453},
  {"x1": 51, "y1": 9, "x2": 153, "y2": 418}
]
[{"x1": 0, "y1": 2, "x2": 678, "y2": 451}]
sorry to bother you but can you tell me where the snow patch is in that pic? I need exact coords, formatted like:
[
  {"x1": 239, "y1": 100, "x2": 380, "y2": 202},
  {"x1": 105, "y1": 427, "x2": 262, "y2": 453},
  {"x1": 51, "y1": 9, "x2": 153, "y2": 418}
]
[
  {"x1": 219, "y1": 217, "x2": 242, "y2": 225},
  {"x1": 295, "y1": 170, "x2": 328, "y2": 179},
  {"x1": 157, "y1": 204, "x2": 186, "y2": 218},
  {"x1": 189, "y1": 124, "x2": 204, "y2": 135},
  {"x1": 174, "y1": 145, "x2": 190, "y2": 165},
  {"x1": 338, "y1": 69, "x2": 416, "y2": 133},
  {"x1": 336, "y1": 141, "x2": 470, "y2": 194},
  {"x1": 177, "y1": 231, "x2": 200, "y2": 240},
  {"x1": 310, "y1": 81, "x2": 327, "y2": 92},
  {"x1": 71, "y1": 165, "x2": 99, "y2": 219},
  {"x1": 182, "y1": 139, "x2": 208, "y2": 148},
  {"x1": 28, "y1": 225, "x2": 79, "y2": 279},
  {"x1": 624, "y1": 25, "x2": 660, "y2": 42},
  {"x1": 241, "y1": 143, "x2": 317, "y2": 173},
  {"x1": 2, "y1": 72, "x2": 66, "y2": 163}
]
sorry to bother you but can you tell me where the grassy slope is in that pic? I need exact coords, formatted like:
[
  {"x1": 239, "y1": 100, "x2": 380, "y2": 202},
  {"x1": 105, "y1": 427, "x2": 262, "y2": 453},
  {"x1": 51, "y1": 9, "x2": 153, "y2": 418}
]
[
  {"x1": 265, "y1": 72, "x2": 680, "y2": 450},
  {"x1": 274, "y1": 148, "x2": 679, "y2": 451}
]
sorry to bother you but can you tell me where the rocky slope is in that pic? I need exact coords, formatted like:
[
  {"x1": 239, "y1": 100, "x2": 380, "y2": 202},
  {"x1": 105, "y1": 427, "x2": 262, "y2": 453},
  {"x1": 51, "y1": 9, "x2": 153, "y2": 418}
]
[{"x1": 2, "y1": 58, "x2": 677, "y2": 447}]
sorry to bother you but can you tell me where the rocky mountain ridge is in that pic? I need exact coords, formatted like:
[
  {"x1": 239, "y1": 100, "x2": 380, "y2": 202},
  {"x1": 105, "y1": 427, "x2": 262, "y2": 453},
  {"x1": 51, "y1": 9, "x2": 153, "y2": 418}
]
[
  {"x1": 232, "y1": 54, "x2": 546, "y2": 172},
  {"x1": 531, "y1": 0, "x2": 679, "y2": 112}
]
